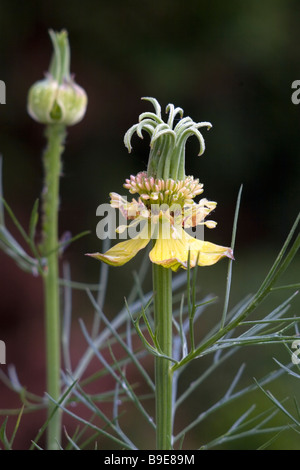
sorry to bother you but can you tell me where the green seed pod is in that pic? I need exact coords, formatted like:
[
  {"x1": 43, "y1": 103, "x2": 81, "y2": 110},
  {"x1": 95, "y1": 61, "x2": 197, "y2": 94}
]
[
  {"x1": 27, "y1": 30, "x2": 87, "y2": 126},
  {"x1": 28, "y1": 74, "x2": 87, "y2": 125}
]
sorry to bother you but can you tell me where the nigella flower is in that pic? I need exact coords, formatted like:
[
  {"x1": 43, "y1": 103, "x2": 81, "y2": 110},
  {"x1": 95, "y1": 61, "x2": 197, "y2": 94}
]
[
  {"x1": 87, "y1": 98, "x2": 234, "y2": 271},
  {"x1": 87, "y1": 172, "x2": 234, "y2": 272}
]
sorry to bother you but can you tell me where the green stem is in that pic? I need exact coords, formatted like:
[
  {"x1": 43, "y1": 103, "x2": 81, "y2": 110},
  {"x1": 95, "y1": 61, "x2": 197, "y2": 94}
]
[
  {"x1": 42, "y1": 123, "x2": 66, "y2": 450},
  {"x1": 153, "y1": 263, "x2": 173, "y2": 450}
]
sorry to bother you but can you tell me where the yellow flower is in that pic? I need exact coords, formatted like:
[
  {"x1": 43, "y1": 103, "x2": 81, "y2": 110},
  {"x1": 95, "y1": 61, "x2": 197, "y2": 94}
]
[{"x1": 87, "y1": 173, "x2": 234, "y2": 272}]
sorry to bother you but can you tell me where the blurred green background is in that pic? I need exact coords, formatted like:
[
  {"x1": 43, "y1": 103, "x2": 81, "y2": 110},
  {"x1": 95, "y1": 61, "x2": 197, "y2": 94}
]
[{"x1": 0, "y1": 0, "x2": 299, "y2": 449}]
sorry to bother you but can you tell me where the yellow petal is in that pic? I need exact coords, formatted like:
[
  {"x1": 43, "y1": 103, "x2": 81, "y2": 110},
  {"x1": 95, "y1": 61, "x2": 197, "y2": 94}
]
[
  {"x1": 86, "y1": 227, "x2": 150, "y2": 267},
  {"x1": 149, "y1": 233, "x2": 188, "y2": 272},
  {"x1": 186, "y1": 233, "x2": 234, "y2": 267},
  {"x1": 149, "y1": 227, "x2": 233, "y2": 271}
]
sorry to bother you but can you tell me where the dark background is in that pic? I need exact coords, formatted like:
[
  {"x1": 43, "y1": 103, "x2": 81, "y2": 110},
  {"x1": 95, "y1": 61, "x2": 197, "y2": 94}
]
[{"x1": 0, "y1": 0, "x2": 299, "y2": 449}]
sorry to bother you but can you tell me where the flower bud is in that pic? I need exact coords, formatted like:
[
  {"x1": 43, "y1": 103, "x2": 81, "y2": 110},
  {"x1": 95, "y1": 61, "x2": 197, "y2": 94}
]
[{"x1": 27, "y1": 30, "x2": 87, "y2": 126}]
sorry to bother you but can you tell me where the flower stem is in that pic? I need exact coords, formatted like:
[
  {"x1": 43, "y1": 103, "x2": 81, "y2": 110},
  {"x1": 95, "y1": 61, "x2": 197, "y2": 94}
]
[
  {"x1": 153, "y1": 263, "x2": 173, "y2": 450},
  {"x1": 41, "y1": 123, "x2": 66, "y2": 450}
]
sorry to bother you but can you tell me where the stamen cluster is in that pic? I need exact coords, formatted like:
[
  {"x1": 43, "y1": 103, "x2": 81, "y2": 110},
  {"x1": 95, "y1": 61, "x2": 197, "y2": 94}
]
[{"x1": 124, "y1": 171, "x2": 204, "y2": 207}]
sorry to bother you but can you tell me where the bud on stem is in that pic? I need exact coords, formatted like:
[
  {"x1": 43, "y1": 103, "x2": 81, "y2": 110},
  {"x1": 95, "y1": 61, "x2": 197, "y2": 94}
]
[{"x1": 27, "y1": 30, "x2": 87, "y2": 126}]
